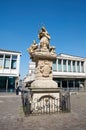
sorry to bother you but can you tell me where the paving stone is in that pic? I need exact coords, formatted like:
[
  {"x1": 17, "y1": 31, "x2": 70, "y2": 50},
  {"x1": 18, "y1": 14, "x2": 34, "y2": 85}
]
[{"x1": 0, "y1": 92, "x2": 86, "y2": 130}]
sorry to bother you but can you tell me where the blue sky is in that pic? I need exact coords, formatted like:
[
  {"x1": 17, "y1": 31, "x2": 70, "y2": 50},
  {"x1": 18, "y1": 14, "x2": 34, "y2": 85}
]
[{"x1": 0, "y1": 0, "x2": 86, "y2": 79}]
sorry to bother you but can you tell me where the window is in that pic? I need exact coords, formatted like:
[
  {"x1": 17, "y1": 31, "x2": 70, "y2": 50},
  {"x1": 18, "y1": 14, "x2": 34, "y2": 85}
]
[
  {"x1": 63, "y1": 60, "x2": 67, "y2": 72},
  {"x1": 68, "y1": 60, "x2": 71, "y2": 72},
  {"x1": 4, "y1": 55, "x2": 10, "y2": 69},
  {"x1": 68, "y1": 80, "x2": 73, "y2": 88},
  {"x1": 77, "y1": 61, "x2": 80, "y2": 72},
  {"x1": 52, "y1": 60, "x2": 57, "y2": 71},
  {"x1": 0, "y1": 54, "x2": 3, "y2": 69},
  {"x1": 11, "y1": 55, "x2": 17, "y2": 69},
  {"x1": 75, "y1": 80, "x2": 79, "y2": 88},
  {"x1": 81, "y1": 62, "x2": 84, "y2": 72},
  {"x1": 73, "y1": 61, "x2": 76, "y2": 72},
  {"x1": 58, "y1": 59, "x2": 62, "y2": 72}
]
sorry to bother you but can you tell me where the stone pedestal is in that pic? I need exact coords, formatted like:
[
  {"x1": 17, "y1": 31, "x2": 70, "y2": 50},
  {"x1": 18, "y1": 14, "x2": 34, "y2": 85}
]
[
  {"x1": 31, "y1": 79, "x2": 57, "y2": 88},
  {"x1": 29, "y1": 87, "x2": 61, "y2": 113}
]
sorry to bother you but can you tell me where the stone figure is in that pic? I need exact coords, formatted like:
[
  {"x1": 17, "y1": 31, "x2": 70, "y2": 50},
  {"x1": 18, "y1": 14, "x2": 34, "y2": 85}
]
[
  {"x1": 28, "y1": 40, "x2": 38, "y2": 58},
  {"x1": 38, "y1": 26, "x2": 50, "y2": 40},
  {"x1": 49, "y1": 46, "x2": 55, "y2": 53},
  {"x1": 38, "y1": 27, "x2": 51, "y2": 49}
]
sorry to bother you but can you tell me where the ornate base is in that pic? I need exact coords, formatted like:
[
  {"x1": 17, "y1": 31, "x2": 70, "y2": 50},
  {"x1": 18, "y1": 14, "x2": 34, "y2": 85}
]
[
  {"x1": 28, "y1": 80, "x2": 61, "y2": 114},
  {"x1": 31, "y1": 79, "x2": 58, "y2": 88},
  {"x1": 29, "y1": 87, "x2": 61, "y2": 114}
]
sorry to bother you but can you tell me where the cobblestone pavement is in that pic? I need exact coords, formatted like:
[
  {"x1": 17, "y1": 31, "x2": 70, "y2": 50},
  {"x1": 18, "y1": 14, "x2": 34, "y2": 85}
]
[{"x1": 0, "y1": 92, "x2": 86, "y2": 130}]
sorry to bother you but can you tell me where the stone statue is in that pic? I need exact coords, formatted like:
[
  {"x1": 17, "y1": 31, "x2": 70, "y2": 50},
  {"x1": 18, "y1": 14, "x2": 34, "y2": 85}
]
[
  {"x1": 27, "y1": 40, "x2": 38, "y2": 58},
  {"x1": 49, "y1": 46, "x2": 55, "y2": 53},
  {"x1": 38, "y1": 26, "x2": 50, "y2": 40},
  {"x1": 38, "y1": 27, "x2": 51, "y2": 49},
  {"x1": 26, "y1": 27, "x2": 62, "y2": 115}
]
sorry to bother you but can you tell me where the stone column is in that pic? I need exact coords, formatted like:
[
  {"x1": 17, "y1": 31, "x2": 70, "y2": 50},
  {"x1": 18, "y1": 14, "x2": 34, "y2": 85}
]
[
  {"x1": 62, "y1": 59, "x2": 63, "y2": 72},
  {"x1": 75, "y1": 61, "x2": 77, "y2": 72},
  {"x1": 80, "y1": 61, "x2": 81, "y2": 73},
  {"x1": 66, "y1": 60, "x2": 68, "y2": 72},
  {"x1": 56, "y1": 59, "x2": 58, "y2": 72},
  {"x1": 71, "y1": 61, "x2": 73, "y2": 72}
]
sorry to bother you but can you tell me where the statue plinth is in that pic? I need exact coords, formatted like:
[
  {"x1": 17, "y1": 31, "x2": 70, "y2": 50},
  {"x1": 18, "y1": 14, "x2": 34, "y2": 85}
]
[{"x1": 31, "y1": 79, "x2": 57, "y2": 88}]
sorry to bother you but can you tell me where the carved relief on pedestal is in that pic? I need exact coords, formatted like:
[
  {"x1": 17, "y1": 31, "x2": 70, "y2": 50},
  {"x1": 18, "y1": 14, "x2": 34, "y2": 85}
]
[
  {"x1": 41, "y1": 60, "x2": 52, "y2": 77},
  {"x1": 35, "y1": 60, "x2": 52, "y2": 79}
]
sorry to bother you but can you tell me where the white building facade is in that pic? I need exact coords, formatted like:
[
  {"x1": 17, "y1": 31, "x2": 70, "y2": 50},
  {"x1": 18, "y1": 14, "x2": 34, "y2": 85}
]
[
  {"x1": 0, "y1": 49, "x2": 21, "y2": 92},
  {"x1": 26, "y1": 53, "x2": 86, "y2": 91},
  {"x1": 53, "y1": 54, "x2": 86, "y2": 91}
]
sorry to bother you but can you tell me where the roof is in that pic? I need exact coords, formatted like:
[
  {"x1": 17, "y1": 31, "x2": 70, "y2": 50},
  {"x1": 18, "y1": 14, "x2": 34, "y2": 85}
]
[
  {"x1": 57, "y1": 53, "x2": 86, "y2": 60},
  {"x1": 0, "y1": 49, "x2": 21, "y2": 54}
]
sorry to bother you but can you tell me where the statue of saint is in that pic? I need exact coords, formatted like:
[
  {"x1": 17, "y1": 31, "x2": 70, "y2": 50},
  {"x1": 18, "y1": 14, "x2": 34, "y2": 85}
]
[
  {"x1": 38, "y1": 27, "x2": 51, "y2": 49},
  {"x1": 38, "y1": 26, "x2": 50, "y2": 40}
]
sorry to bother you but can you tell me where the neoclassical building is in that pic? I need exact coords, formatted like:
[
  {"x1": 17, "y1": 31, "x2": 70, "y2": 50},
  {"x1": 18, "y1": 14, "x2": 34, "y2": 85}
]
[
  {"x1": 0, "y1": 49, "x2": 21, "y2": 92},
  {"x1": 25, "y1": 53, "x2": 86, "y2": 91}
]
